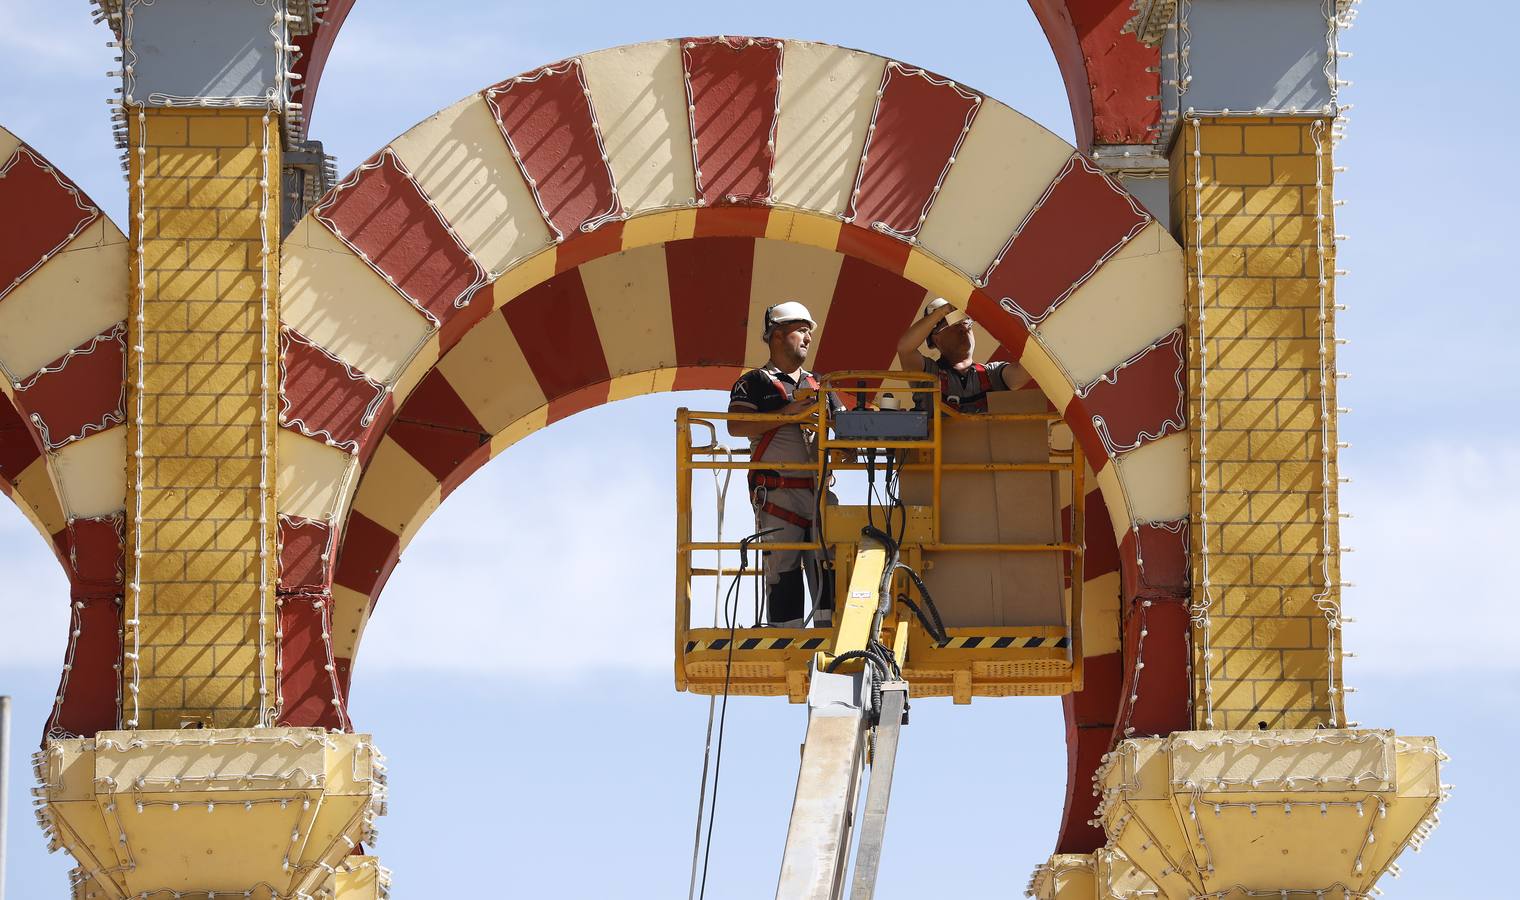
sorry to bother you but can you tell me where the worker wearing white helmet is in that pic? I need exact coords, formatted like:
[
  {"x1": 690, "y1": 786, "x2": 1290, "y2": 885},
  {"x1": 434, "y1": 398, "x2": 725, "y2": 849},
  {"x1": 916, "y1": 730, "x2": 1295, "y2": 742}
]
[
  {"x1": 728, "y1": 301, "x2": 844, "y2": 627},
  {"x1": 895, "y1": 298, "x2": 1024, "y2": 412}
]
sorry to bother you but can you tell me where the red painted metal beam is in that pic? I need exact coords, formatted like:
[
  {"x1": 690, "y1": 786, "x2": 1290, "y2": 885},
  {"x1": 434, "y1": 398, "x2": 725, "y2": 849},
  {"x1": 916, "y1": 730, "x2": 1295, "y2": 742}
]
[
  {"x1": 1027, "y1": 0, "x2": 1162, "y2": 150},
  {"x1": 289, "y1": 0, "x2": 359, "y2": 138}
]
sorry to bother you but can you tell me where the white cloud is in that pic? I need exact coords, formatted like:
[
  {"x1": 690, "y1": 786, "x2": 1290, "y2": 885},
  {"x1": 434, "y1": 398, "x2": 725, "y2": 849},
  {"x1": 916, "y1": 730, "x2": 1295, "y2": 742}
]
[
  {"x1": 1340, "y1": 441, "x2": 1520, "y2": 675},
  {"x1": 360, "y1": 435, "x2": 675, "y2": 675},
  {"x1": 356, "y1": 394, "x2": 739, "y2": 677},
  {"x1": 3, "y1": 400, "x2": 1506, "y2": 689}
]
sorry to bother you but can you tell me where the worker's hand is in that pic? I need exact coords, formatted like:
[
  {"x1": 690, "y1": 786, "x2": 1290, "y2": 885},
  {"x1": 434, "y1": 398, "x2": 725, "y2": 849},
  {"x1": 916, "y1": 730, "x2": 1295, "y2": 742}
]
[{"x1": 783, "y1": 389, "x2": 816, "y2": 415}]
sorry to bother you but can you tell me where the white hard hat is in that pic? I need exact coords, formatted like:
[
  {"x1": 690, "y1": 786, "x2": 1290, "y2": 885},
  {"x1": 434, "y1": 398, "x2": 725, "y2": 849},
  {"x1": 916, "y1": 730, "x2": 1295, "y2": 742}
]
[
  {"x1": 763, "y1": 301, "x2": 816, "y2": 341},
  {"x1": 923, "y1": 298, "x2": 969, "y2": 344}
]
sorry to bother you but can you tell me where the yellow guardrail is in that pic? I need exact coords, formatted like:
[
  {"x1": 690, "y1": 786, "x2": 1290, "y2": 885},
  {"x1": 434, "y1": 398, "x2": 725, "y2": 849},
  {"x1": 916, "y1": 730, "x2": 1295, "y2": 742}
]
[{"x1": 674, "y1": 369, "x2": 1087, "y2": 693}]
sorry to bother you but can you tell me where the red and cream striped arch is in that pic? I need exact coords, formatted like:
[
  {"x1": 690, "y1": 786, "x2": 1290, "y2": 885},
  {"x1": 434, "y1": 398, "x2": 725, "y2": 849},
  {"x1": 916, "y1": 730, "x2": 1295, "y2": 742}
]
[
  {"x1": 0, "y1": 36, "x2": 1193, "y2": 849},
  {"x1": 0, "y1": 126, "x2": 128, "y2": 736},
  {"x1": 275, "y1": 36, "x2": 1189, "y2": 669},
  {"x1": 276, "y1": 37, "x2": 1194, "y2": 820}
]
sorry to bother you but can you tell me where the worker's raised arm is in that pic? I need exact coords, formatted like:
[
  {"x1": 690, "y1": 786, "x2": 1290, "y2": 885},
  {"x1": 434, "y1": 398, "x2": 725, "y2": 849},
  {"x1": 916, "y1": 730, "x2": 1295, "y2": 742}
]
[{"x1": 896, "y1": 301, "x2": 953, "y2": 370}]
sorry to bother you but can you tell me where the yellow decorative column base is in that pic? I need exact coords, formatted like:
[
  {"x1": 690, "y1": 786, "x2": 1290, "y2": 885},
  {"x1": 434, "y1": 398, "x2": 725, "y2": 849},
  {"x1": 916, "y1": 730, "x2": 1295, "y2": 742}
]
[
  {"x1": 35, "y1": 728, "x2": 386, "y2": 899},
  {"x1": 1027, "y1": 849, "x2": 1159, "y2": 899},
  {"x1": 1095, "y1": 730, "x2": 1445, "y2": 897},
  {"x1": 1027, "y1": 853, "x2": 1095, "y2": 898},
  {"x1": 331, "y1": 856, "x2": 391, "y2": 899}
]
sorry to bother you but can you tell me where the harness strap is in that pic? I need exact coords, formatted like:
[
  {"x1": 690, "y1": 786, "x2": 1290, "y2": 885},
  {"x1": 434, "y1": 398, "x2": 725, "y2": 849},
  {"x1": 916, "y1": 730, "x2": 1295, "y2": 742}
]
[
  {"x1": 751, "y1": 370, "x2": 821, "y2": 463},
  {"x1": 757, "y1": 501, "x2": 813, "y2": 530},
  {"x1": 938, "y1": 362, "x2": 993, "y2": 412},
  {"x1": 749, "y1": 473, "x2": 816, "y2": 490}
]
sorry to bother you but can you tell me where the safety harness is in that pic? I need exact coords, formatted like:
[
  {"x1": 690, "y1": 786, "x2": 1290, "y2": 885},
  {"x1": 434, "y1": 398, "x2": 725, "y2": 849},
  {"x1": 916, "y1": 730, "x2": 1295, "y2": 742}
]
[
  {"x1": 750, "y1": 370, "x2": 820, "y2": 528},
  {"x1": 938, "y1": 361, "x2": 995, "y2": 413}
]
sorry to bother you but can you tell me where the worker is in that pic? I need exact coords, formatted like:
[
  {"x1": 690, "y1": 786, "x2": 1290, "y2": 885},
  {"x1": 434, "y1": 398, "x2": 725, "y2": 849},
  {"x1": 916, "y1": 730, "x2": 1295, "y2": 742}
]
[
  {"x1": 728, "y1": 301, "x2": 844, "y2": 628},
  {"x1": 895, "y1": 298, "x2": 1020, "y2": 412}
]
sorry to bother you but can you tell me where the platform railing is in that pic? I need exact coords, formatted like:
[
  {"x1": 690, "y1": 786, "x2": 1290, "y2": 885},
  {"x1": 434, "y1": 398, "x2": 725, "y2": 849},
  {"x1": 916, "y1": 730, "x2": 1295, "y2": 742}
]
[{"x1": 675, "y1": 370, "x2": 1088, "y2": 689}]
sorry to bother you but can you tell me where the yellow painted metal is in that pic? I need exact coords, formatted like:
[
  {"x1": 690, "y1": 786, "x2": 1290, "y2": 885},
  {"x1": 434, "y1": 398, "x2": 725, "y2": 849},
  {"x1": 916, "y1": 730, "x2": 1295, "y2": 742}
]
[
  {"x1": 1026, "y1": 853, "x2": 1096, "y2": 899},
  {"x1": 1026, "y1": 849, "x2": 1159, "y2": 899},
  {"x1": 332, "y1": 855, "x2": 391, "y2": 899},
  {"x1": 37, "y1": 728, "x2": 386, "y2": 899},
  {"x1": 125, "y1": 108, "x2": 283, "y2": 729},
  {"x1": 675, "y1": 407, "x2": 693, "y2": 693},
  {"x1": 1095, "y1": 729, "x2": 1445, "y2": 896},
  {"x1": 818, "y1": 533, "x2": 887, "y2": 672},
  {"x1": 675, "y1": 370, "x2": 1090, "y2": 702}
]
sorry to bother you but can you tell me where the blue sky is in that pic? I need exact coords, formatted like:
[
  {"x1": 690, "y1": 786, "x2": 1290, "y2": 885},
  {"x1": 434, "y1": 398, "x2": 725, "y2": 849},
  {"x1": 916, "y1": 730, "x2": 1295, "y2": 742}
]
[{"x1": 2, "y1": 2, "x2": 1516, "y2": 896}]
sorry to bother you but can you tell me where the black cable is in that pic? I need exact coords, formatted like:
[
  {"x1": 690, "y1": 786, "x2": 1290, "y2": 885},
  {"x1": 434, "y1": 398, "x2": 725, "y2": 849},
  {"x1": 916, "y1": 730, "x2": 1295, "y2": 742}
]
[
  {"x1": 864, "y1": 446, "x2": 878, "y2": 532},
  {"x1": 823, "y1": 649, "x2": 890, "y2": 720},
  {"x1": 893, "y1": 563, "x2": 949, "y2": 646},
  {"x1": 895, "y1": 593, "x2": 948, "y2": 648},
  {"x1": 698, "y1": 527, "x2": 778, "y2": 900},
  {"x1": 884, "y1": 449, "x2": 907, "y2": 548}
]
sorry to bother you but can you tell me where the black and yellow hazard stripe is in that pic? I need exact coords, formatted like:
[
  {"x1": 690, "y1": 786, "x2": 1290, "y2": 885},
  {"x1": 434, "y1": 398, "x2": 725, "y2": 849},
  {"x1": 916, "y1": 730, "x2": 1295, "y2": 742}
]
[
  {"x1": 938, "y1": 635, "x2": 1070, "y2": 650},
  {"x1": 685, "y1": 636, "x2": 829, "y2": 653},
  {"x1": 685, "y1": 634, "x2": 1068, "y2": 652}
]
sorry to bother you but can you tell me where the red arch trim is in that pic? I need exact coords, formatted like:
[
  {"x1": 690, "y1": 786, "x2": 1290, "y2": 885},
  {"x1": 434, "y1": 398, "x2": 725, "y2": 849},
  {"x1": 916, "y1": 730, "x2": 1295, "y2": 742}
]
[
  {"x1": 10, "y1": 324, "x2": 125, "y2": 451},
  {"x1": 0, "y1": 390, "x2": 42, "y2": 483},
  {"x1": 983, "y1": 155, "x2": 1150, "y2": 328},
  {"x1": 485, "y1": 60, "x2": 624, "y2": 241},
  {"x1": 280, "y1": 327, "x2": 387, "y2": 452},
  {"x1": 389, "y1": 370, "x2": 490, "y2": 491},
  {"x1": 667, "y1": 238, "x2": 754, "y2": 368},
  {"x1": 1078, "y1": 329, "x2": 1186, "y2": 456},
  {"x1": 0, "y1": 146, "x2": 100, "y2": 302},
  {"x1": 809, "y1": 255, "x2": 928, "y2": 374},
  {"x1": 1026, "y1": 0, "x2": 1163, "y2": 150},
  {"x1": 298, "y1": 212, "x2": 1192, "y2": 587},
  {"x1": 314, "y1": 149, "x2": 489, "y2": 334},
  {"x1": 684, "y1": 37, "x2": 783, "y2": 206},
  {"x1": 847, "y1": 62, "x2": 980, "y2": 239}
]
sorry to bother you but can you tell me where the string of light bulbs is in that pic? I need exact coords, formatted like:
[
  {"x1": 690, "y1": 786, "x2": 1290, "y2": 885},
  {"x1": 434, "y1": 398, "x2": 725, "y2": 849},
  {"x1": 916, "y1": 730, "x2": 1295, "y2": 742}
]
[
  {"x1": 844, "y1": 61, "x2": 981, "y2": 243},
  {"x1": 681, "y1": 36, "x2": 785, "y2": 207}
]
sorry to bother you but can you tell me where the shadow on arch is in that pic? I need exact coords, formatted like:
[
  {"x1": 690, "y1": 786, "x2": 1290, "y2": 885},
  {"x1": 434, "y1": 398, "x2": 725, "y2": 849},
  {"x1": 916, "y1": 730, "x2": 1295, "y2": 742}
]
[{"x1": 272, "y1": 37, "x2": 1193, "y2": 853}]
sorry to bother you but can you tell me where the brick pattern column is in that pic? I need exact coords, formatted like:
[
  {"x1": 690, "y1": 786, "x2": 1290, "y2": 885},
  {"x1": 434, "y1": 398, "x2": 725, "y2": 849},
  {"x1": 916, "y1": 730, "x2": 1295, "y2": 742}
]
[
  {"x1": 124, "y1": 108, "x2": 280, "y2": 729},
  {"x1": 1173, "y1": 117, "x2": 1343, "y2": 731}
]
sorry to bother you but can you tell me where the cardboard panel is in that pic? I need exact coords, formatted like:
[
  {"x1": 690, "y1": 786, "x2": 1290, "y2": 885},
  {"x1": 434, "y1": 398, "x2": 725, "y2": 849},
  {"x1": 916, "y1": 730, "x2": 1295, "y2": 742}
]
[{"x1": 901, "y1": 390, "x2": 1064, "y2": 627}]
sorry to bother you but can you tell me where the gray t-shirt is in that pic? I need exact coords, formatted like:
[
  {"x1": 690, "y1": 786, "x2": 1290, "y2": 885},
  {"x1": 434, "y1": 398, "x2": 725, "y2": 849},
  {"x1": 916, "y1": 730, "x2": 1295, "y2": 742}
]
[{"x1": 919, "y1": 355, "x2": 1012, "y2": 411}]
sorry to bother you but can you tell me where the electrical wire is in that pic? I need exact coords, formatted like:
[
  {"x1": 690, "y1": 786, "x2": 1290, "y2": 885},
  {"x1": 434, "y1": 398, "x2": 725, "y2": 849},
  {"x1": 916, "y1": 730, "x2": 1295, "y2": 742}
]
[
  {"x1": 694, "y1": 527, "x2": 779, "y2": 900},
  {"x1": 687, "y1": 444, "x2": 733, "y2": 900}
]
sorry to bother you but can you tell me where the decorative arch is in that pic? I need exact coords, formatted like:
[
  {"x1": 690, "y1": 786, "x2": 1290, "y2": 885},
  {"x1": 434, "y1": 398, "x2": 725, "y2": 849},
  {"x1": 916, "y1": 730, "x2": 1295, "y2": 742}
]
[
  {"x1": 0, "y1": 126, "x2": 129, "y2": 737},
  {"x1": 272, "y1": 38, "x2": 1193, "y2": 851}
]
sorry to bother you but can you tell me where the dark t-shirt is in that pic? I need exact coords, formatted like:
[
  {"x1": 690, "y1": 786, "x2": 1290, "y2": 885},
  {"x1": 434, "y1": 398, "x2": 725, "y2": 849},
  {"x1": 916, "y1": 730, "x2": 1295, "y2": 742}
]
[
  {"x1": 729, "y1": 366, "x2": 845, "y2": 464},
  {"x1": 728, "y1": 366, "x2": 845, "y2": 415}
]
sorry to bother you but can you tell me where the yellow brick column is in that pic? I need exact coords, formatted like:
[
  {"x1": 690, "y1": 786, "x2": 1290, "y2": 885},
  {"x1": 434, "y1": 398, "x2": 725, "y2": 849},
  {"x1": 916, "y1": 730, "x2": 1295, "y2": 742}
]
[
  {"x1": 124, "y1": 108, "x2": 280, "y2": 729},
  {"x1": 1174, "y1": 116, "x2": 1343, "y2": 731}
]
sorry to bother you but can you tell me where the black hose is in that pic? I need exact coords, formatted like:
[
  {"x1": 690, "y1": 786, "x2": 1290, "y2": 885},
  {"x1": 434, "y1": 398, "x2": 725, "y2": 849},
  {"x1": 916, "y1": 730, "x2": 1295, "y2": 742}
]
[
  {"x1": 824, "y1": 649, "x2": 888, "y2": 719},
  {"x1": 894, "y1": 563, "x2": 949, "y2": 647}
]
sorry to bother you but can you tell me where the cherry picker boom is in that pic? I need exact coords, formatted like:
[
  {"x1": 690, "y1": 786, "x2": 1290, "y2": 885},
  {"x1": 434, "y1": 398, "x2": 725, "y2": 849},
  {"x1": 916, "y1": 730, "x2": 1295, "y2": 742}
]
[{"x1": 677, "y1": 371, "x2": 1088, "y2": 897}]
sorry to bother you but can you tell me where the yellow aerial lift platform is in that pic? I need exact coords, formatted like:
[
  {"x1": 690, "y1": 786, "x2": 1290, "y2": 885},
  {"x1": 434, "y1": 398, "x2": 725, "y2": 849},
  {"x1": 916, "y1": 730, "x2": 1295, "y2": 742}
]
[
  {"x1": 675, "y1": 371, "x2": 1088, "y2": 704},
  {"x1": 678, "y1": 371, "x2": 1091, "y2": 898}
]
